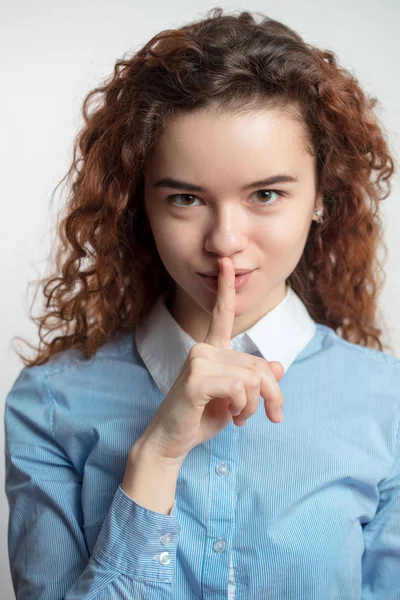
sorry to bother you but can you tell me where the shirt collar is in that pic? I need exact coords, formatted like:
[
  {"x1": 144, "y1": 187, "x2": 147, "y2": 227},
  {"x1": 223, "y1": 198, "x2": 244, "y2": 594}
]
[{"x1": 135, "y1": 285, "x2": 317, "y2": 395}]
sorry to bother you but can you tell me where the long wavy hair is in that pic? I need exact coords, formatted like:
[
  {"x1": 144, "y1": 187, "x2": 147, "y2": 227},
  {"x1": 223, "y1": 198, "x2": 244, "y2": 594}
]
[{"x1": 15, "y1": 7, "x2": 396, "y2": 367}]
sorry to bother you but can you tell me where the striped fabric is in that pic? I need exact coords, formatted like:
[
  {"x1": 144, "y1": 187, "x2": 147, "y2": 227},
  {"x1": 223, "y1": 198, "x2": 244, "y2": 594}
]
[{"x1": 4, "y1": 286, "x2": 400, "y2": 599}]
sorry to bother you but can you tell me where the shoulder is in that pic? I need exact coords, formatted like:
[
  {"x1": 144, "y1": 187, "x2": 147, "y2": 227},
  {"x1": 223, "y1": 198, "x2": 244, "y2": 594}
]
[
  {"x1": 315, "y1": 323, "x2": 400, "y2": 372},
  {"x1": 314, "y1": 324, "x2": 400, "y2": 455},
  {"x1": 310, "y1": 324, "x2": 400, "y2": 416},
  {"x1": 36, "y1": 330, "x2": 137, "y2": 378},
  {"x1": 8, "y1": 331, "x2": 139, "y2": 401},
  {"x1": 5, "y1": 331, "x2": 147, "y2": 442}
]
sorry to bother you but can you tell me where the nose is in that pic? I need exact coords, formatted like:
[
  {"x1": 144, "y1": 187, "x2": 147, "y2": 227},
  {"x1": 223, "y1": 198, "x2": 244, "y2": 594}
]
[{"x1": 204, "y1": 205, "x2": 248, "y2": 256}]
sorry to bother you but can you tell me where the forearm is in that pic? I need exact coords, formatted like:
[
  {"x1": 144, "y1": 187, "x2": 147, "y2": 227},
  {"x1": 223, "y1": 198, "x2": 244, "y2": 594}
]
[{"x1": 121, "y1": 440, "x2": 182, "y2": 515}]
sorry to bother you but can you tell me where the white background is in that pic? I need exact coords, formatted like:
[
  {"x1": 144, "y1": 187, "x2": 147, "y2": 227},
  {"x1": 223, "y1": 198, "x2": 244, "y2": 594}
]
[{"x1": 1, "y1": 0, "x2": 399, "y2": 596}]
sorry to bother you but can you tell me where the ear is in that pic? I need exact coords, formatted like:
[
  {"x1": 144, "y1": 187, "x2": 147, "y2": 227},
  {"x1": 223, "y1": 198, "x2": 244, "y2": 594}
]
[{"x1": 315, "y1": 189, "x2": 324, "y2": 211}]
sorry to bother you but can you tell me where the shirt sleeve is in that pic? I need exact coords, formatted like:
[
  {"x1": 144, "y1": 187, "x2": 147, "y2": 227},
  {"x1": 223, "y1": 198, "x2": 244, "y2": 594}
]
[
  {"x1": 4, "y1": 366, "x2": 181, "y2": 600},
  {"x1": 361, "y1": 419, "x2": 400, "y2": 600}
]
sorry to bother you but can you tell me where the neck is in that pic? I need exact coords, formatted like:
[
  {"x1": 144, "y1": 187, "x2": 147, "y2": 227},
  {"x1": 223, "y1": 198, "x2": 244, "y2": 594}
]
[{"x1": 168, "y1": 282, "x2": 288, "y2": 343}]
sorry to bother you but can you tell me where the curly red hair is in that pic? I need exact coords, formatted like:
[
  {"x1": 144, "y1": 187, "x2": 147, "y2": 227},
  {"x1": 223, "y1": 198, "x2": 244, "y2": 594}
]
[{"x1": 15, "y1": 7, "x2": 396, "y2": 367}]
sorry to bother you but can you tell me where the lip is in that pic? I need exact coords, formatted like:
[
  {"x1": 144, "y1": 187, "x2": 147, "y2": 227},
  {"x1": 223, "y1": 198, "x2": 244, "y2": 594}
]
[
  {"x1": 200, "y1": 268, "x2": 253, "y2": 276},
  {"x1": 199, "y1": 270, "x2": 254, "y2": 291}
]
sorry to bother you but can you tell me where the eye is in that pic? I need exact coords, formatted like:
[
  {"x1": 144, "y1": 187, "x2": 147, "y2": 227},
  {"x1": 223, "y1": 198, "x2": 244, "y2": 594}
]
[
  {"x1": 168, "y1": 194, "x2": 201, "y2": 207},
  {"x1": 251, "y1": 189, "x2": 284, "y2": 206},
  {"x1": 167, "y1": 190, "x2": 284, "y2": 208}
]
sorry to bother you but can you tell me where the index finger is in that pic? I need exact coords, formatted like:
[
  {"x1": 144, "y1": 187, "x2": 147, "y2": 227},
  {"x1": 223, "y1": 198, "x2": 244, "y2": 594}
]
[{"x1": 203, "y1": 257, "x2": 236, "y2": 350}]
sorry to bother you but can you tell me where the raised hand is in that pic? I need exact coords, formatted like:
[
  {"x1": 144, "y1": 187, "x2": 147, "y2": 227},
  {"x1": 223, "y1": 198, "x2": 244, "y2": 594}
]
[{"x1": 138, "y1": 256, "x2": 285, "y2": 466}]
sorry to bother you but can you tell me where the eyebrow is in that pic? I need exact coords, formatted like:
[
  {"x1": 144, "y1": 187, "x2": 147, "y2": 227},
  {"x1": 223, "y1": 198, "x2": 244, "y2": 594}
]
[{"x1": 153, "y1": 174, "x2": 298, "y2": 192}]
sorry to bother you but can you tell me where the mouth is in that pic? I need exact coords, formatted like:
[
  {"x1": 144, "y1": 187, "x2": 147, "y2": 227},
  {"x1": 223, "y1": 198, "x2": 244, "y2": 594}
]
[
  {"x1": 198, "y1": 270, "x2": 255, "y2": 291},
  {"x1": 199, "y1": 268, "x2": 255, "y2": 277}
]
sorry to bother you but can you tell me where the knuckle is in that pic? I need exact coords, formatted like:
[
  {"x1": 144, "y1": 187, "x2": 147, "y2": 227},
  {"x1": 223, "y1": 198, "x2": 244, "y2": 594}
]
[
  {"x1": 269, "y1": 392, "x2": 285, "y2": 410},
  {"x1": 212, "y1": 302, "x2": 222, "y2": 316},
  {"x1": 189, "y1": 342, "x2": 206, "y2": 359},
  {"x1": 188, "y1": 355, "x2": 206, "y2": 374},
  {"x1": 247, "y1": 373, "x2": 261, "y2": 389},
  {"x1": 187, "y1": 356, "x2": 207, "y2": 378},
  {"x1": 214, "y1": 301, "x2": 233, "y2": 316},
  {"x1": 253, "y1": 357, "x2": 267, "y2": 370},
  {"x1": 248, "y1": 357, "x2": 267, "y2": 373},
  {"x1": 266, "y1": 385, "x2": 283, "y2": 403},
  {"x1": 231, "y1": 379, "x2": 244, "y2": 392}
]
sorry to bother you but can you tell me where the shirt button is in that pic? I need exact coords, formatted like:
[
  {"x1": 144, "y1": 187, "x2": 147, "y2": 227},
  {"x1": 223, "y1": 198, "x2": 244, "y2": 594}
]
[
  {"x1": 160, "y1": 533, "x2": 173, "y2": 545},
  {"x1": 158, "y1": 551, "x2": 171, "y2": 565},
  {"x1": 216, "y1": 462, "x2": 230, "y2": 476},
  {"x1": 213, "y1": 538, "x2": 227, "y2": 553}
]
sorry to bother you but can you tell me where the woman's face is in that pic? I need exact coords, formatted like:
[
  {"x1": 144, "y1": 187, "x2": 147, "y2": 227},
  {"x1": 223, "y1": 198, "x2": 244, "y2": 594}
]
[{"x1": 143, "y1": 104, "x2": 323, "y2": 341}]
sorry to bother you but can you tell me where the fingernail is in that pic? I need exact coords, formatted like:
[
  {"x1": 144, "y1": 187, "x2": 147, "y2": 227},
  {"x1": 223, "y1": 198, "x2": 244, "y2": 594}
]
[{"x1": 276, "y1": 407, "x2": 284, "y2": 422}]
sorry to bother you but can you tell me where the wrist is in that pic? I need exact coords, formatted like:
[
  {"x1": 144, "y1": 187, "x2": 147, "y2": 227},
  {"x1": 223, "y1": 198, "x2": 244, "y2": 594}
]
[
  {"x1": 121, "y1": 438, "x2": 183, "y2": 515},
  {"x1": 132, "y1": 431, "x2": 188, "y2": 470}
]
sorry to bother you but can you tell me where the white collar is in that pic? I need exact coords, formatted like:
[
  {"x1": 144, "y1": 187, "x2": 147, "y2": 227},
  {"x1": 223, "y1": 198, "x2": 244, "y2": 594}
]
[{"x1": 135, "y1": 286, "x2": 317, "y2": 395}]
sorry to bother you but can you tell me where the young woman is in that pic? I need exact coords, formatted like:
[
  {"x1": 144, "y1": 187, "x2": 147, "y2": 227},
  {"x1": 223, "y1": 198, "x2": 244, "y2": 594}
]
[{"x1": 4, "y1": 7, "x2": 399, "y2": 600}]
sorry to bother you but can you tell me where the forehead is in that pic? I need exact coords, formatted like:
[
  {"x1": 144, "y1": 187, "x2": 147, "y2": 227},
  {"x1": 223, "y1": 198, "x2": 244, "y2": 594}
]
[{"x1": 144, "y1": 105, "x2": 314, "y2": 186}]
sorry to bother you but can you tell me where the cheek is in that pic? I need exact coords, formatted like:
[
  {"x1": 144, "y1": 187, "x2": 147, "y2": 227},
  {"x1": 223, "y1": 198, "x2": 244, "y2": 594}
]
[
  {"x1": 266, "y1": 210, "x2": 311, "y2": 245},
  {"x1": 258, "y1": 218, "x2": 311, "y2": 265},
  {"x1": 150, "y1": 219, "x2": 196, "y2": 264}
]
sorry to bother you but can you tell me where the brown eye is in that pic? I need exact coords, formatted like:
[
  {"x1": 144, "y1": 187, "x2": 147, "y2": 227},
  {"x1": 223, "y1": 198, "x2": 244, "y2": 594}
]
[
  {"x1": 251, "y1": 190, "x2": 283, "y2": 206},
  {"x1": 167, "y1": 190, "x2": 284, "y2": 208},
  {"x1": 168, "y1": 194, "x2": 200, "y2": 207}
]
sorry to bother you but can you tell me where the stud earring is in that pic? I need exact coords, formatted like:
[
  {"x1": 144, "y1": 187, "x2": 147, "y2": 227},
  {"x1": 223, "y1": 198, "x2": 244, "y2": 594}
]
[{"x1": 314, "y1": 209, "x2": 324, "y2": 224}]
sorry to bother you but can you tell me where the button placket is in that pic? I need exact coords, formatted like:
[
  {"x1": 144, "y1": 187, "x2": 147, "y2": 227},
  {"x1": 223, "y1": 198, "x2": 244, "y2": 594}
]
[
  {"x1": 213, "y1": 537, "x2": 227, "y2": 553},
  {"x1": 160, "y1": 532, "x2": 173, "y2": 545},
  {"x1": 212, "y1": 463, "x2": 230, "y2": 554},
  {"x1": 202, "y1": 427, "x2": 237, "y2": 594},
  {"x1": 216, "y1": 462, "x2": 230, "y2": 476}
]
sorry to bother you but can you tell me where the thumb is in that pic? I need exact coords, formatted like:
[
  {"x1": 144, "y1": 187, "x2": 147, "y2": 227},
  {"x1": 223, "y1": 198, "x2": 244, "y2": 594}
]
[{"x1": 268, "y1": 361, "x2": 285, "y2": 382}]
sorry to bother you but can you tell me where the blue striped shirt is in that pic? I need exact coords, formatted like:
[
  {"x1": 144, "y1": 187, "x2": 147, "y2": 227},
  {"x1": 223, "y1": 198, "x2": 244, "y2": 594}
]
[{"x1": 4, "y1": 286, "x2": 400, "y2": 599}]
